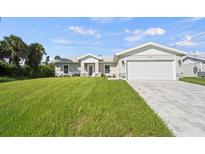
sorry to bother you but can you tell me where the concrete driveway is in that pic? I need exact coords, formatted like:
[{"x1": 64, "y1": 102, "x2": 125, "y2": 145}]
[{"x1": 128, "y1": 80, "x2": 205, "y2": 137}]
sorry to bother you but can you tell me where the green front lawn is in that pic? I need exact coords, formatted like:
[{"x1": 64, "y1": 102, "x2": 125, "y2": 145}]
[
  {"x1": 0, "y1": 77, "x2": 172, "y2": 136},
  {"x1": 180, "y1": 77, "x2": 205, "y2": 86}
]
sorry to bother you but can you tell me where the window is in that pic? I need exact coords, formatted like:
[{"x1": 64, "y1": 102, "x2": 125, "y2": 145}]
[
  {"x1": 104, "y1": 64, "x2": 111, "y2": 74},
  {"x1": 64, "y1": 65, "x2": 68, "y2": 74}
]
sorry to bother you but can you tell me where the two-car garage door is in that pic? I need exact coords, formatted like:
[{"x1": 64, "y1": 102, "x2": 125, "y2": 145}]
[{"x1": 127, "y1": 60, "x2": 175, "y2": 80}]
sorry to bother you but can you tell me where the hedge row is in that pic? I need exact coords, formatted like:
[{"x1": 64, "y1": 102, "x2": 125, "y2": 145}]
[{"x1": 0, "y1": 60, "x2": 54, "y2": 78}]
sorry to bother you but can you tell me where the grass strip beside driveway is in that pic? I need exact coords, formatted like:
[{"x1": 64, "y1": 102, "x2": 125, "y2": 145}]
[{"x1": 180, "y1": 77, "x2": 205, "y2": 86}]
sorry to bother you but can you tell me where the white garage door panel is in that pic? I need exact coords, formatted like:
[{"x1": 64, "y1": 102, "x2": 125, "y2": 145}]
[{"x1": 127, "y1": 61, "x2": 174, "y2": 80}]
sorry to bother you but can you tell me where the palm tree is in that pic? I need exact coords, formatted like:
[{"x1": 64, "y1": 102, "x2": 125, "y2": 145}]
[
  {"x1": 26, "y1": 43, "x2": 46, "y2": 76},
  {"x1": 45, "y1": 56, "x2": 50, "y2": 65},
  {"x1": 0, "y1": 40, "x2": 9, "y2": 61},
  {"x1": 2, "y1": 35, "x2": 28, "y2": 66}
]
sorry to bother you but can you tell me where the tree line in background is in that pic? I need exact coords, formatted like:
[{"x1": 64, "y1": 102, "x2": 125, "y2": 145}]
[{"x1": 0, "y1": 35, "x2": 55, "y2": 78}]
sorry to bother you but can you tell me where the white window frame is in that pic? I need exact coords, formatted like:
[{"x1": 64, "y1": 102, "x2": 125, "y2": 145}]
[
  {"x1": 104, "y1": 64, "x2": 111, "y2": 74},
  {"x1": 63, "y1": 65, "x2": 69, "y2": 74}
]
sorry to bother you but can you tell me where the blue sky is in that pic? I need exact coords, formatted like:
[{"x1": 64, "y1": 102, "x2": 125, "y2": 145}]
[{"x1": 0, "y1": 17, "x2": 205, "y2": 58}]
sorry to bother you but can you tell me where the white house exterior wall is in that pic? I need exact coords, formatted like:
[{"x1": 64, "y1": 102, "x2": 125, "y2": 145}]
[
  {"x1": 175, "y1": 56, "x2": 183, "y2": 78},
  {"x1": 115, "y1": 58, "x2": 126, "y2": 78},
  {"x1": 55, "y1": 63, "x2": 62, "y2": 76},
  {"x1": 99, "y1": 63, "x2": 117, "y2": 75},
  {"x1": 135, "y1": 48, "x2": 172, "y2": 55},
  {"x1": 55, "y1": 63, "x2": 80, "y2": 76},
  {"x1": 181, "y1": 64, "x2": 198, "y2": 77}
]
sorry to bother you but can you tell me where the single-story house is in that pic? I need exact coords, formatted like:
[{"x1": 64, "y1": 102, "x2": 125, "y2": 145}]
[{"x1": 54, "y1": 42, "x2": 204, "y2": 80}]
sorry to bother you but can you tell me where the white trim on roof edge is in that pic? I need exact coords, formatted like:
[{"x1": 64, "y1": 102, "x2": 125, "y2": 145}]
[
  {"x1": 115, "y1": 42, "x2": 187, "y2": 56},
  {"x1": 78, "y1": 53, "x2": 102, "y2": 60}
]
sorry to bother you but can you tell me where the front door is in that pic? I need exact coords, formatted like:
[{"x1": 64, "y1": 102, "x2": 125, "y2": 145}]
[{"x1": 88, "y1": 65, "x2": 93, "y2": 76}]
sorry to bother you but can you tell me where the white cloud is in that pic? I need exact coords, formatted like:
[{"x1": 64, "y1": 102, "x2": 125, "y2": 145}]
[
  {"x1": 124, "y1": 29, "x2": 143, "y2": 42},
  {"x1": 124, "y1": 35, "x2": 142, "y2": 42},
  {"x1": 174, "y1": 35, "x2": 197, "y2": 46},
  {"x1": 69, "y1": 26, "x2": 101, "y2": 39},
  {"x1": 69, "y1": 26, "x2": 94, "y2": 35},
  {"x1": 124, "y1": 28, "x2": 130, "y2": 33},
  {"x1": 180, "y1": 17, "x2": 205, "y2": 24},
  {"x1": 187, "y1": 17, "x2": 205, "y2": 22},
  {"x1": 52, "y1": 38, "x2": 72, "y2": 45},
  {"x1": 144, "y1": 28, "x2": 166, "y2": 36},
  {"x1": 190, "y1": 17, "x2": 204, "y2": 21},
  {"x1": 133, "y1": 29, "x2": 142, "y2": 35},
  {"x1": 124, "y1": 27, "x2": 166, "y2": 42}
]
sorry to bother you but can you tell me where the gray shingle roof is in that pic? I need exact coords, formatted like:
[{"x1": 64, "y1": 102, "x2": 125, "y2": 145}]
[
  {"x1": 100, "y1": 56, "x2": 114, "y2": 62},
  {"x1": 54, "y1": 56, "x2": 114, "y2": 63}
]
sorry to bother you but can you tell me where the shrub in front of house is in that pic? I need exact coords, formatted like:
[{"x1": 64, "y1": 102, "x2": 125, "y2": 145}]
[
  {"x1": 0, "y1": 61, "x2": 32, "y2": 78},
  {"x1": 36, "y1": 65, "x2": 55, "y2": 78},
  {"x1": 0, "y1": 60, "x2": 55, "y2": 78}
]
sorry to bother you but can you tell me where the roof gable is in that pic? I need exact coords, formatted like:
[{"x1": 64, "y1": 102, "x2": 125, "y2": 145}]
[
  {"x1": 115, "y1": 42, "x2": 187, "y2": 57},
  {"x1": 78, "y1": 53, "x2": 102, "y2": 60}
]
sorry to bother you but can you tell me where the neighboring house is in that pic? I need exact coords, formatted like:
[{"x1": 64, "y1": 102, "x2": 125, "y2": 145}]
[
  {"x1": 54, "y1": 42, "x2": 189, "y2": 80},
  {"x1": 181, "y1": 55, "x2": 205, "y2": 77}
]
